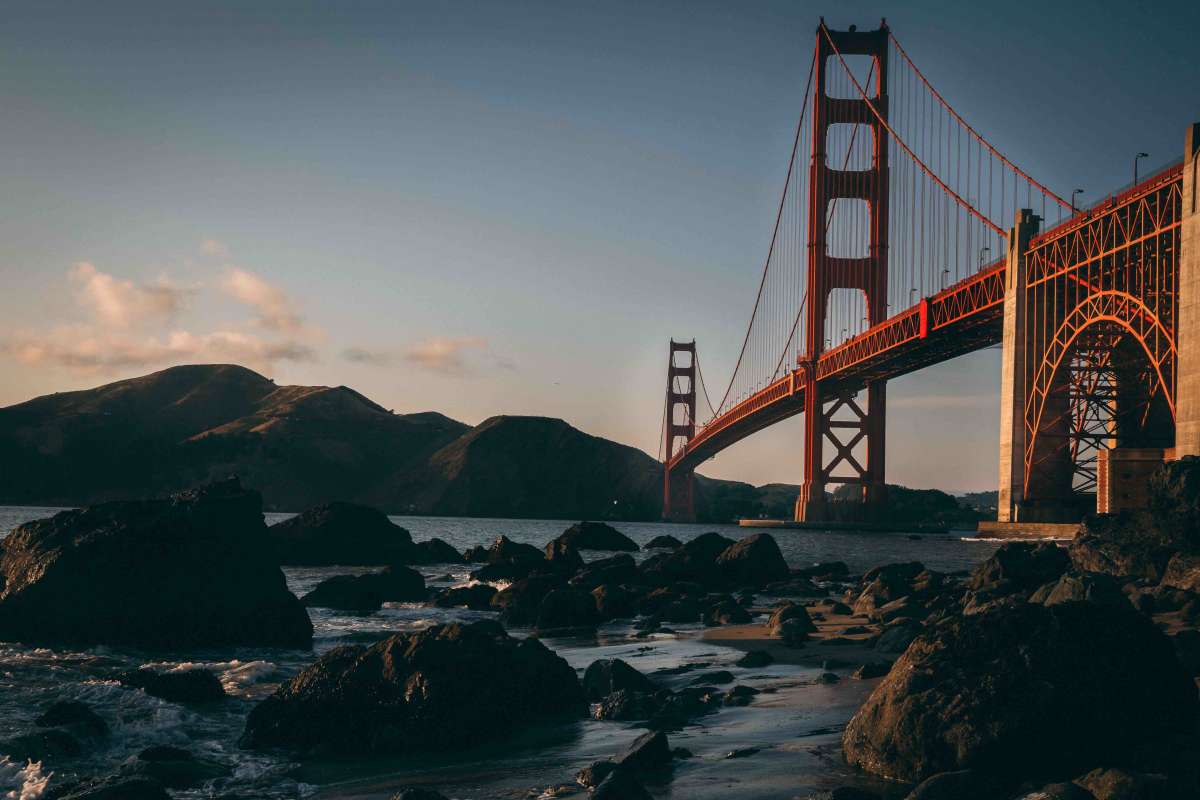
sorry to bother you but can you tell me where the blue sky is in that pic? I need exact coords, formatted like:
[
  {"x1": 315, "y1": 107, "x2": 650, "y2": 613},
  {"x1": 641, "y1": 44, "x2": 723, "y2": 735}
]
[{"x1": 0, "y1": 0, "x2": 1196, "y2": 491}]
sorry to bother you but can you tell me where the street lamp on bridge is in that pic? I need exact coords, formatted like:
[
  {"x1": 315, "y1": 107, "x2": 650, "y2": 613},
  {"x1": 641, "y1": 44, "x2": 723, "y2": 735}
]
[
  {"x1": 1134, "y1": 152, "x2": 1149, "y2": 185},
  {"x1": 978, "y1": 246, "x2": 991, "y2": 270},
  {"x1": 1071, "y1": 188, "x2": 1085, "y2": 213}
]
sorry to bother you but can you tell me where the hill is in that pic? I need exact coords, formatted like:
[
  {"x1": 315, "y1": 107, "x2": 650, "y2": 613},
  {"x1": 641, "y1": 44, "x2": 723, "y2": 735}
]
[{"x1": 0, "y1": 364, "x2": 766, "y2": 521}]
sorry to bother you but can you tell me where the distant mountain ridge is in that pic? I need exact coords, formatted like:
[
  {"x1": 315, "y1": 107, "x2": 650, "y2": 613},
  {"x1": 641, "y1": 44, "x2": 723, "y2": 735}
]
[{"x1": 0, "y1": 364, "x2": 762, "y2": 521}]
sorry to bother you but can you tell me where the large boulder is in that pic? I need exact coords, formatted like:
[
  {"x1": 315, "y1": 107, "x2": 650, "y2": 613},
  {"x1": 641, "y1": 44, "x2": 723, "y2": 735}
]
[
  {"x1": 715, "y1": 534, "x2": 790, "y2": 587},
  {"x1": 570, "y1": 553, "x2": 641, "y2": 590},
  {"x1": 490, "y1": 574, "x2": 567, "y2": 626},
  {"x1": 0, "y1": 478, "x2": 312, "y2": 650},
  {"x1": 265, "y1": 502, "x2": 414, "y2": 566},
  {"x1": 582, "y1": 659, "x2": 656, "y2": 702},
  {"x1": 468, "y1": 535, "x2": 547, "y2": 581},
  {"x1": 1069, "y1": 512, "x2": 1177, "y2": 582},
  {"x1": 301, "y1": 566, "x2": 426, "y2": 611},
  {"x1": 408, "y1": 538, "x2": 464, "y2": 565},
  {"x1": 118, "y1": 668, "x2": 226, "y2": 704},
  {"x1": 1161, "y1": 552, "x2": 1200, "y2": 593},
  {"x1": 641, "y1": 532, "x2": 735, "y2": 587},
  {"x1": 534, "y1": 587, "x2": 601, "y2": 632},
  {"x1": 842, "y1": 601, "x2": 1197, "y2": 784},
  {"x1": 962, "y1": 543, "x2": 1069, "y2": 614},
  {"x1": 241, "y1": 620, "x2": 584, "y2": 754},
  {"x1": 551, "y1": 521, "x2": 639, "y2": 552},
  {"x1": 1148, "y1": 455, "x2": 1200, "y2": 550}
]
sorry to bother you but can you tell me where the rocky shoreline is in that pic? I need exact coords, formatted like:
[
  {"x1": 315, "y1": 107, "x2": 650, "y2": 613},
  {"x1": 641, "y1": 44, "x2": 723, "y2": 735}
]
[{"x1": 1, "y1": 466, "x2": 1198, "y2": 799}]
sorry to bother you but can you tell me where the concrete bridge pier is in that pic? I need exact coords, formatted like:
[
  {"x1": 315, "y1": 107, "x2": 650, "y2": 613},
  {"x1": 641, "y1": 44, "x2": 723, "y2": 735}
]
[
  {"x1": 1175, "y1": 123, "x2": 1200, "y2": 457},
  {"x1": 996, "y1": 208, "x2": 1049, "y2": 522}
]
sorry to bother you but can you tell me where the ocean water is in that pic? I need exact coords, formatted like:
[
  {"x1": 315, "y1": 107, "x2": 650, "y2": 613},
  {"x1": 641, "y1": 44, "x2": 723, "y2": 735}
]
[{"x1": 0, "y1": 507, "x2": 999, "y2": 799}]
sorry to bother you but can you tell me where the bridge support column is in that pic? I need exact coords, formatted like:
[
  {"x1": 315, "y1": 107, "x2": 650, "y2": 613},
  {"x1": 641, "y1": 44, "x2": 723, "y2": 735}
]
[
  {"x1": 1175, "y1": 123, "x2": 1200, "y2": 457},
  {"x1": 996, "y1": 209, "x2": 1042, "y2": 521},
  {"x1": 796, "y1": 21, "x2": 891, "y2": 524},
  {"x1": 662, "y1": 340, "x2": 697, "y2": 522}
]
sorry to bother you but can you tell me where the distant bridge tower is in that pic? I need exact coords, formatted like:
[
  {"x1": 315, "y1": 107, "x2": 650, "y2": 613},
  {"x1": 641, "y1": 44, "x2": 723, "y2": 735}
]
[
  {"x1": 795, "y1": 21, "x2": 890, "y2": 522},
  {"x1": 663, "y1": 339, "x2": 697, "y2": 521}
]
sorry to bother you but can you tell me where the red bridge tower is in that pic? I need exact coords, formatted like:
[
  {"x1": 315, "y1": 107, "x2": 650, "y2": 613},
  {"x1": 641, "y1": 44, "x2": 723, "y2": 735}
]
[{"x1": 796, "y1": 21, "x2": 890, "y2": 522}]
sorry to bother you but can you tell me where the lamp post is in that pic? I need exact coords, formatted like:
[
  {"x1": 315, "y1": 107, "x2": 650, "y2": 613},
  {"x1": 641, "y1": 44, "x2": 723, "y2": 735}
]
[
  {"x1": 1134, "y1": 152, "x2": 1149, "y2": 185},
  {"x1": 978, "y1": 246, "x2": 991, "y2": 270},
  {"x1": 941, "y1": 267, "x2": 950, "y2": 289},
  {"x1": 1071, "y1": 188, "x2": 1084, "y2": 213}
]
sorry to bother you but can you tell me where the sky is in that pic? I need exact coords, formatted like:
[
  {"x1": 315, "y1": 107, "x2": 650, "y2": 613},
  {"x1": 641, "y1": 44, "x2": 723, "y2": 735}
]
[{"x1": 0, "y1": 0, "x2": 1197, "y2": 493}]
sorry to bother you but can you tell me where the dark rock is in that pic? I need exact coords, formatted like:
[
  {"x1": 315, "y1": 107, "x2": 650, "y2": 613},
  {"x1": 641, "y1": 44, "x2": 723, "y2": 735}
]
[
  {"x1": 614, "y1": 729, "x2": 672, "y2": 773},
  {"x1": 373, "y1": 565, "x2": 428, "y2": 601},
  {"x1": 35, "y1": 700, "x2": 108, "y2": 737},
  {"x1": 969, "y1": 542, "x2": 1070, "y2": 595},
  {"x1": 852, "y1": 662, "x2": 891, "y2": 680},
  {"x1": 119, "y1": 668, "x2": 226, "y2": 704},
  {"x1": 576, "y1": 759, "x2": 617, "y2": 788},
  {"x1": 906, "y1": 769, "x2": 1005, "y2": 800},
  {"x1": 543, "y1": 538, "x2": 585, "y2": 573},
  {"x1": 1029, "y1": 572, "x2": 1128, "y2": 608},
  {"x1": 123, "y1": 745, "x2": 230, "y2": 790},
  {"x1": 715, "y1": 533, "x2": 791, "y2": 587},
  {"x1": 805, "y1": 789, "x2": 882, "y2": 800},
  {"x1": 818, "y1": 672, "x2": 840, "y2": 684},
  {"x1": 592, "y1": 583, "x2": 636, "y2": 620},
  {"x1": 870, "y1": 596, "x2": 925, "y2": 624},
  {"x1": 1148, "y1": 455, "x2": 1200, "y2": 550},
  {"x1": 763, "y1": 577, "x2": 823, "y2": 597},
  {"x1": 42, "y1": 776, "x2": 170, "y2": 800},
  {"x1": 302, "y1": 574, "x2": 383, "y2": 611},
  {"x1": 433, "y1": 584, "x2": 496, "y2": 610},
  {"x1": 641, "y1": 531, "x2": 736, "y2": 587},
  {"x1": 266, "y1": 502, "x2": 413, "y2": 565},
  {"x1": 703, "y1": 597, "x2": 752, "y2": 626},
  {"x1": 690, "y1": 670, "x2": 734, "y2": 685},
  {"x1": 723, "y1": 684, "x2": 759, "y2": 706},
  {"x1": 390, "y1": 790, "x2": 450, "y2": 800},
  {"x1": 854, "y1": 562, "x2": 928, "y2": 616},
  {"x1": 1015, "y1": 783, "x2": 1096, "y2": 800},
  {"x1": 0, "y1": 478, "x2": 313, "y2": 649},
  {"x1": 778, "y1": 618, "x2": 812, "y2": 646},
  {"x1": 593, "y1": 770, "x2": 653, "y2": 800},
  {"x1": 242, "y1": 620, "x2": 584, "y2": 754},
  {"x1": 0, "y1": 728, "x2": 82, "y2": 762},
  {"x1": 552, "y1": 521, "x2": 638, "y2": 552},
  {"x1": 1161, "y1": 553, "x2": 1200, "y2": 593},
  {"x1": 482, "y1": 535, "x2": 546, "y2": 565},
  {"x1": 1073, "y1": 767, "x2": 1170, "y2": 800},
  {"x1": 1014, "y1": 783, "x2": 1097, "y2": 800},
  {"x1": 570, "y1": 553, "x2": 640, "y2": 590},
  {"x1": 871, "y1": 621, "x2": 920, "y2": 654},
  {"x1": 490, "y1": 574, "x2": 566, "y2": 626},
  {"x1": 582, "y1": 658, "x2": 655, "y2": 702},
  {"x1": 1070, "y1": 512, "x2": 1177, "y2": 582},
  {"x1": 534, "y1": 587, "x2": 601, "y2": 631},
  {"x1": 736, "y1": 650, "x2": 774, "y2": 668},
  {"x1": 829, "y1": 601, "x2": 854, "y2": 614},
  {"x1": 842, "y1": 601, "x2": 1198, "y2": 783},
  {"x1": 768, "y1": 601, "x2": 817, "y2": 636},
  {"x1": 593, "y1": 689, "x2": 660, "y2": 721},
  {"x1": 407, "y1": 538, "x2": 464, "y2": 564},
  {"x1": 645, "y1": 535, "x2": 683, "y2": 550}
]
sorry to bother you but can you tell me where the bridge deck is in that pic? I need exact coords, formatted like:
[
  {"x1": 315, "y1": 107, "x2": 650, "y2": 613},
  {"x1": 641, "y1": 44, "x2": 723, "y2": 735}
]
[{"x1": 669, "y1": 261, "x2": 1006, "y2": 473}]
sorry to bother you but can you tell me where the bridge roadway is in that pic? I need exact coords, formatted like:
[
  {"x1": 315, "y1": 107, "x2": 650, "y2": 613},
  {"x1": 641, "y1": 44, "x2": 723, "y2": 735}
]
[{"x1": 667, "y1": 260, "x2": 1006, "y2": 474}]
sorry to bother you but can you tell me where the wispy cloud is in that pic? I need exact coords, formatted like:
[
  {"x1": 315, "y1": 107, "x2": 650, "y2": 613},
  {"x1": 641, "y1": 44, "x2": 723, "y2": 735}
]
[
  {"x1": 70, "y1": 262, "x2": 187, "y2": 328},
  {"x1": 3, "y1": 327, "x2": 314, "y2": 372},
  {"x1": 200, "y1": 238, "x2": 230, "y2": 259},
  {"x1": 221, "y1": 268, "x2": 307, "y2": 335},
  {"x1": 341, "y1": 346, "x2": 397, "y2": 367},
  {"x1": 343, "y1": 337, "x2": 515, "y2": 376},
  {"x1": 2, "y1": 256, "x2": 321, "y2": 376}
]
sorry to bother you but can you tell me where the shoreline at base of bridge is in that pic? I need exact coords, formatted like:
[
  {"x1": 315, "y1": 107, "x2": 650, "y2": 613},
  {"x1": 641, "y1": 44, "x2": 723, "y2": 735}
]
[{"x1": 739, "y1": 518, "x2": 1081, "y2": 540}]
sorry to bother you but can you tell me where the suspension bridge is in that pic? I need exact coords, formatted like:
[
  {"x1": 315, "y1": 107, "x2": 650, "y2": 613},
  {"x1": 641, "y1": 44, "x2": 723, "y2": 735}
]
[{"x1": 660, "y1": 19, "x2": 1198, "y2": 528}]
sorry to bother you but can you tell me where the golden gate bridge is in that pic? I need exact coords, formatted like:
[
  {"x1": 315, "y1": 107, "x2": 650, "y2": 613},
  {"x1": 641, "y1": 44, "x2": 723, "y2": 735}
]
[{"x1": 660, "y1": 19, "x2": 1191, "y2": 529}]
